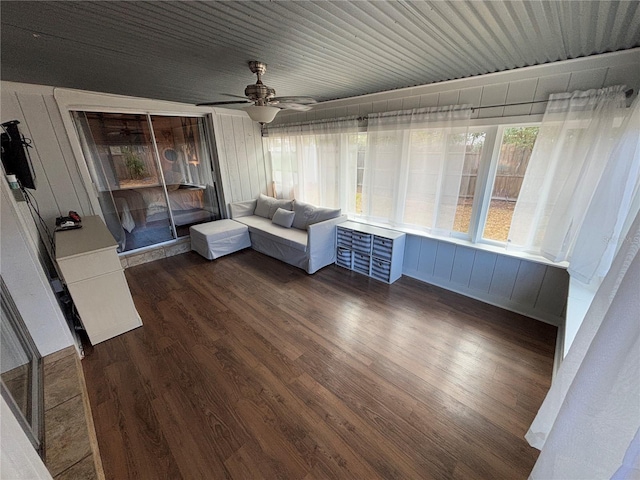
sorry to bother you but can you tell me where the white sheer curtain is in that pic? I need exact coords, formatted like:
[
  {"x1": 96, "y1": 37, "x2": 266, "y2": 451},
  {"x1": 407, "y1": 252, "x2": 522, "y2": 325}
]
[
  {"x1": 526, "y1": 207, "x2": 640, "y2": 479},
  {"x1": 508, "y1": 86, "x2": 628, "y2": 262},
  {"x1": 263, "y1": 118, "x2": 359, "y2": 211},
  {"x1": 569, "y1": 97, "x2": 640, "y2": 282},
  {"x1": 362, "y1": 105, "x2": 471, "y2": 234}
]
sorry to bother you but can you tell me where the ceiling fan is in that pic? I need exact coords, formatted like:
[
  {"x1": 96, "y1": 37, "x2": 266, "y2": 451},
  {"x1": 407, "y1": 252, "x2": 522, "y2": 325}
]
[
  {"x1": 103, "y1": 116, "x2": 145, "y2": 137},
  {"x1": 197, "y1": 61, "x2": 317, "y2": 123},
  {"x1": 105, "y1": 126, "x2": 144, "y2": 137}
]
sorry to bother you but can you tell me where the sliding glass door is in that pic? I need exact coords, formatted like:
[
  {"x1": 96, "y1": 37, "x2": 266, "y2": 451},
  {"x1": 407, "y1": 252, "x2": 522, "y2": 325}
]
[
  {"x1": 1, "y1": 277, "x2": 44, "y2": 457},
  {"x1": 72, "y1": 112, "x2": 221, "y2": 252}
]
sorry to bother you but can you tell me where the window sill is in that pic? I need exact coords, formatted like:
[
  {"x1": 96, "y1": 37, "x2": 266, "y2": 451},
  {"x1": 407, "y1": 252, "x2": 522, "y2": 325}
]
[{"x1": 346, "y1": 216, "x2": 569, "y2": 269}]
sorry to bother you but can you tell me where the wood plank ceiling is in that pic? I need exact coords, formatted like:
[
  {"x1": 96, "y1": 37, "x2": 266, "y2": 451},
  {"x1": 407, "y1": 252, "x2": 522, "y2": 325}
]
[{"x1": 1, "y1": 1, "x2": 639, "y2": 107}]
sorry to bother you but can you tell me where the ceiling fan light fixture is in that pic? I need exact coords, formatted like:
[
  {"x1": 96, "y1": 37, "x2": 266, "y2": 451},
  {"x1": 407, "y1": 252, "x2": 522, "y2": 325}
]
[{"x1": 243, "y1": 105, "x2": 279, "y2": 124}]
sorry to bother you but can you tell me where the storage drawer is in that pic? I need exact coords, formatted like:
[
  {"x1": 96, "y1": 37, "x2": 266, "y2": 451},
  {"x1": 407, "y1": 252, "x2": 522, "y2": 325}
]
[
  {"x1": 351, "y1": 232, "x2": 372, "y2": 253},
  {"x1": 57, "y1": 248, "x2": 122, "y2": 284},
  {"x1": 336, "y1": 247, "x2": 352, "y2": 269},
  {"x1": 372, "y1": 236, "x2": 393, "y2": 261},
  {"x1": 337, "y1": 227, "x2": 352, "y2": 248},
  {"x1": 352, "y1": 252, "x2": 370, "y2": 275},
  {"x1": 371, "y1": 258, "x2": 391, "y2": 283}
]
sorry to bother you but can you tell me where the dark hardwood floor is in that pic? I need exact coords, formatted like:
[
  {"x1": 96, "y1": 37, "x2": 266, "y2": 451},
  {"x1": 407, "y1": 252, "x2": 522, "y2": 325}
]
[{"x1": 82, "y1": 249, "x2": 556, "y2": 479}]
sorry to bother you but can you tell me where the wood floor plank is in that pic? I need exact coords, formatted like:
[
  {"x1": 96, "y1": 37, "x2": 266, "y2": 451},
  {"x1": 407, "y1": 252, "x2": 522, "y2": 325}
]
[
  {"x1": 203, "y1": 338, "x2": 383, "y2": 480},
  {"x1": 100, "y1": 358, "x2": 182, "y2": 479},
  {"x1": 297, "y1": 348, "x2": 458, "y2": 476},
  {"x1": 289, "y1": 372, "x2": 429, "y2": 479},
  {"x1": 82, "y1": 249, "x2": 556, "y2": 479}
]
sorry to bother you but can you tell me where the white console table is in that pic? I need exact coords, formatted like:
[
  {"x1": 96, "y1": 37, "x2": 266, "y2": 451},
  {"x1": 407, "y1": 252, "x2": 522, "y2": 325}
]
[
  {"x1": 336, "y1": 221, "x2": 406, "y2": 284},
  {"x1": 55, "y1": 215, "x2": 141, "y2": 344}
]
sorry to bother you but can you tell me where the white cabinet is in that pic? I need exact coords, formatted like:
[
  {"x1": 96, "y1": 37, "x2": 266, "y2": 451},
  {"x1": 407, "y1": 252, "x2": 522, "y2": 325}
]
[
  {"x1": 336, "y1": 221, "x2": 406, "y2": 284},
  {"x1": 55, "y1": 216, "x2": 141, "y2": 344}
]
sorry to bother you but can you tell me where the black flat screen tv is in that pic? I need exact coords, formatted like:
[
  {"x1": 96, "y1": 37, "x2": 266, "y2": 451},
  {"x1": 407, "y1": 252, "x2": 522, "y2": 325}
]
[{"x1": 1, "y1": 120, "x2": 36, "y2": 190}]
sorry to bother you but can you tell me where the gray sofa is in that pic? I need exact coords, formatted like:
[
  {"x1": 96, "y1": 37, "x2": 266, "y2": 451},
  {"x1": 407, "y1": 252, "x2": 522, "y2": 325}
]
[{"x1": 229, "y1": 194, "x2": 347, "y2": 274}]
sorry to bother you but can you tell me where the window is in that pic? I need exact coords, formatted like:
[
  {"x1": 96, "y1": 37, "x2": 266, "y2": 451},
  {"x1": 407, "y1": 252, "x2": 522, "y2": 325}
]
[
  {"x1": 354, "y1": 133, "x2": 366, "y2": 214},
  {"x1": 453, "y1": 131, "x2": 487, "y2": 234},
  {"x1": 265, "y1": 119, "x2": 360, "y2": 213},
  {"x1": 403, "y1": 129, "x2": 465, "y2": 229},
  {"x1": 482, "y1": 126, "x2": 539, "y2": 242},
  {"x1": 265, "y1": 118, "x2": 542, "y2": 251}
]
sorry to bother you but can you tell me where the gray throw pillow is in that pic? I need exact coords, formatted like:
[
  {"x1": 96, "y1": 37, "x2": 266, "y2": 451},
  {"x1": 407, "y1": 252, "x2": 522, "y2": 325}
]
[
  {"x1": 254, "y1": 193, "x2": 273, "y2": 218},
  {"x1": 271, "y1": 208, "x2": 295, "y2": 228},
  {"x1": 307, "y1": 206, "x2": 341, "y2": 227},
  {"x1": 268, "y1": 199, "x2": 294, "y2": 219},
  {"x1": 292, "y1": 200, "x2": 341, "y2": 230},
  {"x1": 292, "y1": 200, "x2": 313, "y2": 230}
]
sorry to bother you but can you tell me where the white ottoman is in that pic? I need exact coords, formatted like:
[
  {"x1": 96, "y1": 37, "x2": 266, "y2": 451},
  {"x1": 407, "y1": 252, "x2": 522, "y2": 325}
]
[{"x1": 190, "y1": 219, "x2": 251, "y2": 260}]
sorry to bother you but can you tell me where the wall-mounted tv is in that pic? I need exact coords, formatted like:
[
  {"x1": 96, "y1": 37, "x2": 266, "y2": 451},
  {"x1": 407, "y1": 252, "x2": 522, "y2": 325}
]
[{"x1": 1, "y1": 120, "x2": 36, "y2": 190}]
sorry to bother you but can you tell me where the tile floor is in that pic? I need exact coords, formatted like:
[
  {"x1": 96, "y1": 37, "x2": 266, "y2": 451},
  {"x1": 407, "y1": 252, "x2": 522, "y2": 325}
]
[{"x1": 43, "y1": 347, "x2": 102, "y2": 480}]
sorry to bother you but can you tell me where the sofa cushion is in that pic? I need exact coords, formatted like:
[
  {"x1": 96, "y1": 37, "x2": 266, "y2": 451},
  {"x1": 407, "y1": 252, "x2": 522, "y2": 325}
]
[
  {"x1": 230, "y1": 199, "x2": 256, "y2": 218},
  {"x1": 254, "y1": 194, "x2": 294, "y2": 219},
  {"x1": 272, "y1": 208, "x2": 295, "y2": 228},
  {"x1": 292, "y1": 200, "x2": 342, "y2": 230},
  {"x1": 268, "y1": 199, "x2": 294, "y2": 219},
  {"x1": 234, "y1": 215, "x2": 308, "y2": 252},
  {"x1": 254, "y1": 194, "x2": 272, "y2": 218}
]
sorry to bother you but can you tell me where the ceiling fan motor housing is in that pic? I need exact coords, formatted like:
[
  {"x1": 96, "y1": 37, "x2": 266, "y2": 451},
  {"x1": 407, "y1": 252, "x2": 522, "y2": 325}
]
[
  {"x1": 245, "y1": 83, "x2": 276, "y2": 104},
  {"x1": 245, "y1": 61, "x2": 277, "y2": 105}
]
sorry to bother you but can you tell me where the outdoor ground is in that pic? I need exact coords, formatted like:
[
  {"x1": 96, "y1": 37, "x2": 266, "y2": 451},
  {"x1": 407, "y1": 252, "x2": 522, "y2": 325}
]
[
  {"x1": 356, "y1": 193, "x2": 515, "y2": 242},
  {"x1": 454, "y1": 200, "x2": 515, "y2": 241}
]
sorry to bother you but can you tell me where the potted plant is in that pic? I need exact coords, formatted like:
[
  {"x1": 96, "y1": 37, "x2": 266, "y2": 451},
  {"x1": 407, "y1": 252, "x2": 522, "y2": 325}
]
[{"x1": 124, "y1": 150, "x2": 146, "y2": 179}]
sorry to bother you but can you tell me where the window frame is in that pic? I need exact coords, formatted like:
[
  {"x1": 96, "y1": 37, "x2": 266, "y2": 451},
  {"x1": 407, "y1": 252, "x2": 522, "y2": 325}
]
[
  {"x1": 474, "y1": 122, "x2": 542, "y2": 247},
  {"x1": 448, "y1": 126, "x2": 498, "y2": 242}
]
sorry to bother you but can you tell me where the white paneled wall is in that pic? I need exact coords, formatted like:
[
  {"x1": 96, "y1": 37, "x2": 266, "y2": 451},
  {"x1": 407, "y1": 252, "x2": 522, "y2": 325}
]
[
  {"x1": 212, "y1": 110, "x2": 270, "y2": 212},
  {"x1": 1, "y1": 83, "x2": 94, "y2": 242},
  {"x1": 403, "y1": 235, "x2": 569, "y2": 325},
  {"x1": 276, "y1": 49, "x2": 640, "y2": 123},
  {"x1": 1, "y1": 181, "x2": 74, "y2": 356}
]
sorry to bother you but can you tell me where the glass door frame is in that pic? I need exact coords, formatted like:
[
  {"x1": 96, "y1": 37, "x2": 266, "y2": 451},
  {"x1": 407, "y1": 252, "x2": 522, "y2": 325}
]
[
  {"x1": 69, "y1": 108, "x2": 222, "y2": 253},
  {"x1": 55, "y1": 88, "x2": 227, "y2": 251}
]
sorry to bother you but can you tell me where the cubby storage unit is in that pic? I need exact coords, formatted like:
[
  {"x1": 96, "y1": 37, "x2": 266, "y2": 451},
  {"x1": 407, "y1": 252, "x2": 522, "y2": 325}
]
[{"x1": 335, "y1": 221, "x2": 406, "y2": 283}]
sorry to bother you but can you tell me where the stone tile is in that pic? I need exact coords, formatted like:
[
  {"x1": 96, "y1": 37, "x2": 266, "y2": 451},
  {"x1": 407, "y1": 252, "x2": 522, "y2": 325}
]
[
  {"x1": 123, "y1": 252, "x2": 146, "y2": 268},
  {"x1": 164, "y1": 241, "x2": 191, "y2": 257},
  {"x1": 119, "y1": 256, "x2": 129, "y2": 269},
  {"x1": 44, "y1": 347, "x2": 77, "y2": 367},
  {"x1": 125, "y1": 247, "x2": 166, "y2": 267},
  {"x1": 54, "y1": 455, "x2": 98, "y2": 480},
  {"x1": 44, "y1": 353, "x2": 82, "y2": 411},
  {"x1": 45, "y1": 395, "x2": 92, "y2": 477}
]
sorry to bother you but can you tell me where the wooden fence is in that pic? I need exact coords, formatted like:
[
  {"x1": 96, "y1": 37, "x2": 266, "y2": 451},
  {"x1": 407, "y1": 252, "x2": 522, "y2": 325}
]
[{"x1": 459, "y1": 144, "x2": 533, "y2": 201}]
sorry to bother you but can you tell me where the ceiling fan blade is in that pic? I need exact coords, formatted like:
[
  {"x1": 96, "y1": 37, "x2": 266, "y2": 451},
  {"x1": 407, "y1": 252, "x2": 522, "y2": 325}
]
[
  {"x1": 272, "y1": 96, "x2": 317, "y2": 105},
  {"x1": 221, "y1": 93, "x2": 251, "y2": 100},
  {"x1": 196, "y1": 100, "x2": 251, "y2": 106},
  {"x1": 278, "y1": 103, "x2": 314, "y2": 112}
]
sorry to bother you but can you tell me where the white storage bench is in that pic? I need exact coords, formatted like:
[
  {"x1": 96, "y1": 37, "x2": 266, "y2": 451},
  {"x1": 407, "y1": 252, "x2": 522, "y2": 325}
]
[{"x1": 190, "y1": 219, "x2": 251, "y2": 260}]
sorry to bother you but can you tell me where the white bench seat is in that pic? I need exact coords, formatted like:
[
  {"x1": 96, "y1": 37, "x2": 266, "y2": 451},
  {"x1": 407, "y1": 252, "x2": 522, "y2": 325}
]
[{"x1": 190, "y1": 219, "x2": 251, "y2": 260}]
